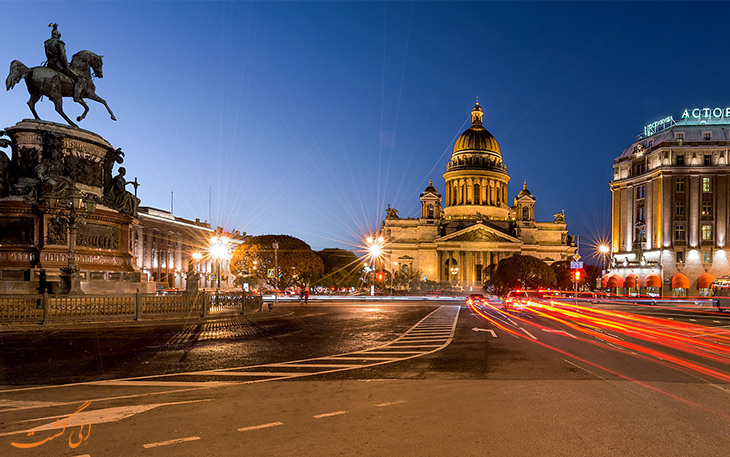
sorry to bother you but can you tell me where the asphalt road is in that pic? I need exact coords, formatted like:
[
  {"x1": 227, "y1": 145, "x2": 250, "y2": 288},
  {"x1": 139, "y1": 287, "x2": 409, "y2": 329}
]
[{"x1": 2, "y1": 299, "x2": 730, "y2": 456}]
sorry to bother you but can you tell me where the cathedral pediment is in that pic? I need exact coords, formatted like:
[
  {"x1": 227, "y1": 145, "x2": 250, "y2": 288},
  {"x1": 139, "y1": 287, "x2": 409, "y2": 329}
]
[{"x1": 438, "y1": 224, "x2": 521, "y2": 244}]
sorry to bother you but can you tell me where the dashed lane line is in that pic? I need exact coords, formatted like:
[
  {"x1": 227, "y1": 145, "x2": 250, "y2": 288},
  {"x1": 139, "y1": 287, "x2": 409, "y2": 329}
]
[
  {"x1": 237, "y1": 422, "x2": 284, "y2": 432},
  {"x1": 143, "y1": 436, "x2": 201, "y2": 449},
  {"x1": 520, "y1": 327, "x2": 538, "y2": 340},
  {"x1": 376, "y1": 400, "x2": 406, "y2": 407},
  {"x1": 314, "y1": 410, "x2": 348, "y2": 419}
]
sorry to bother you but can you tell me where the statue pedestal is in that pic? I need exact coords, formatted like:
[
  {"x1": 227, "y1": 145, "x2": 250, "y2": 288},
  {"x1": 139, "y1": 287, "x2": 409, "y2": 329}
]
[{"x1": 0, "y1": 119, "x2": 143, "y2": 294}]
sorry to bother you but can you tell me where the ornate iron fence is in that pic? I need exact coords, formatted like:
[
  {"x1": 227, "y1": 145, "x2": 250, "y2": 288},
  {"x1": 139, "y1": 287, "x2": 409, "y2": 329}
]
[{"x1": 0, "y1": 292, "x2": 264, "y2": 325}]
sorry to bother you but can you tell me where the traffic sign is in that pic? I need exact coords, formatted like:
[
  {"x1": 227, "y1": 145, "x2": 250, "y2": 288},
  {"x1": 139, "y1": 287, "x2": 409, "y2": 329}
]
[
  {"x1": 573, "y1": 253, "x2": 581, "y2": 261},
  {"x1": 570, "y1": 261, "x2": 583, "y2": 269},
  {"x1": 267, "y1": 269, "x2": 275, "y2": 278}
]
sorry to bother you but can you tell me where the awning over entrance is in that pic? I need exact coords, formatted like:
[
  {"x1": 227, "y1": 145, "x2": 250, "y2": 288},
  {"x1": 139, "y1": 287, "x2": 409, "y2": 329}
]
[
  {"x1": 671, "y1": 273, "x2": 690, "y2": 289},
  {"x1": 698, "y1": 273, "x2": 716, "y2": 289},
  {"x1": 645, "y1": 275, "x2": 661, "y2": 288},
  {"x1": 607, "y1": 275, "x2": 624, "y2": 288},
  {"x1": 624, "y1": 274, "x2": 640, "y2": 288}
]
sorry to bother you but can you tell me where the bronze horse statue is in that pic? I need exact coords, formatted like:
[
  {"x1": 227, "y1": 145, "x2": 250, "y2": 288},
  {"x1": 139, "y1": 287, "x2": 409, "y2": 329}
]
[{"x1": 5, "y1": 50, "x2": 116, "y2": 128}]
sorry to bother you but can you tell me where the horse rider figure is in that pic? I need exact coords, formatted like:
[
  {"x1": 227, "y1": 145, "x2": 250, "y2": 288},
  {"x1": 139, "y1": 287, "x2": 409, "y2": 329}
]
[{"x1": 44, "y1": 23, "x2": 84, "y2": 102}]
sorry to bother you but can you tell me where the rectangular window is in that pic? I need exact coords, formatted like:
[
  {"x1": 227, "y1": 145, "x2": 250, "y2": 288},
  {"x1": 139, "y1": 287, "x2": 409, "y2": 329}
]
[
  {"x1": 676, "y1": 133, "x2": 684, "y2": 144},
  {"x1": 702, "y1": 225, "x2": 712, "y2": 241},
  {"x1": 702, "y1": 200, "x2": 712, "y2": 216},
  {"x1": 676, "y1": 251, "x2": 684, "y2": 263},
  {"x1": 704, "y1": 132, "x2": 711, "y2": 141},
  {"x1": 636, "y1": 207, "x2": 645, "y2": 222},
  {"x1": 704, "y1": 155, "x2": 712, "y2": 166},
  {"x1": 676, "y1": 155, "x2": 685, "y2": 166},
  {"x1": 703, "y1": 251, "x2": 712, "y2": 264},
  {"x1": 674, "y1": 224, "x2": 685, "y2": 241},
  {"x1": 675, "y1": 177, "x2": 685, "y2": 192},
  {"x1": 675, "y1": 201, "x2": 685, "y2": 216},
  {"x1": 636, "y1": 185, "x2": 645, "y2": 199},
  {"x1": 703, "y1": 177, "x2": 712, "y2": 192}
]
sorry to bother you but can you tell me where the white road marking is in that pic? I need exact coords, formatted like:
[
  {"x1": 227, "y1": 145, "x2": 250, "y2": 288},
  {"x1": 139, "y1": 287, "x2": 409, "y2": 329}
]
[
  {"x1": 237, "y1": 421, "x2": 284, "y2": 432},
  {"x1": 90, "y1": 380, "x2": 236, "y2": 387},
  {"x1": 0, "y1": 399, "x2": 211, "y2": 436},
  {"x1": 520, "y1": 327, "x2": 538, "y2": 340},
  {"x1": 313, "y1": 410, "x2": 348, "y2": 418},
  {"x1": 376, "y1": 400, "x2": 406, "y2": 407},
  {"x1": 713, "y1": 320, "x2": 722, "y2": 323},
  {"x1": 143, "y1": 436, "x2": 200, "y2": 448},
  {"x1": 0, "y1": 400, "x2": 69, "y2": 410},
  {"x1": 542, "y1": 329, "x2": 577, "y2": 338},
  {"x1": 2, "y1": 306, "x2": 460, "y2": 392},
  {"x1": 689, "y1": 319, "x2": 697, "y2": 322},
  {"x1": 472, "y1": 327, "x2": 498, "y2": 337}
]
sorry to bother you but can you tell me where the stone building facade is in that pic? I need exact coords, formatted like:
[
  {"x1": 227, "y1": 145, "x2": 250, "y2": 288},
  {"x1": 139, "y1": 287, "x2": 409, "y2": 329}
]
[
  {"x1": 135, "y1": 207, "x2": 245, "y2": 291},
  {"x1": 381, "y1": 102, "x2": 576, "y2": 289},
  {"x1": 609, "y1": 108, "x2": 730, "y2": 296}
]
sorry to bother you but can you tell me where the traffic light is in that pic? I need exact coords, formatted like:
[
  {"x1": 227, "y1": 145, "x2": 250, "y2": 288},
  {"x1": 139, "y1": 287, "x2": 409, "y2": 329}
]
[
  {"x1": 574, "y1": 270, "x2": 581, "y2": 282},
  {"x1": 376, "y1": 272, "x2": 384, "y2": 282}
]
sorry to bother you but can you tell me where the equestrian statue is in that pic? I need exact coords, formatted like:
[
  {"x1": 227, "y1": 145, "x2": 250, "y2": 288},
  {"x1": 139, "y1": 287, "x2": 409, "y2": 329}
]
[{"x1": 5, "y1": 23, "x2": 116, "y2": 128}]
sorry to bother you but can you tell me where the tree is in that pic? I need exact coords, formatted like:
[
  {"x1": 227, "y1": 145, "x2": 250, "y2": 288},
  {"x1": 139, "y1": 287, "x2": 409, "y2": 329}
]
[
  {"x1": 230, "y1": 242, "x2": 259, "y2": 289},
  {"x1": 231, "y1": 235, "x2": 324, "y2": 290},
  {"x1": 492, "y1": 255, "x2": 556, "y2": 292},
  {"x1": 393, "y1": 266, "x2": 423, "y2": 292},
  {"x1": 316, "y1": 249, "x2": 362, "y2": 290}
]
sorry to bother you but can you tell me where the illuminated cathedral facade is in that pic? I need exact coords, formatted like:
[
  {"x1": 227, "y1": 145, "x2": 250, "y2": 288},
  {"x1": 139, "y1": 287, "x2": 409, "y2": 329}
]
[{"x1": 381, "y1": 102, "x2": 576, "y2": 289}]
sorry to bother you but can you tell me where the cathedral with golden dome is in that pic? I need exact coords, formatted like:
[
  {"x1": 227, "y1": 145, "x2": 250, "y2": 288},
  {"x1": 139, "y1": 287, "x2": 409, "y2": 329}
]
[{"x1": 381, "y1": 101, "x2": 576, "y2": 288}]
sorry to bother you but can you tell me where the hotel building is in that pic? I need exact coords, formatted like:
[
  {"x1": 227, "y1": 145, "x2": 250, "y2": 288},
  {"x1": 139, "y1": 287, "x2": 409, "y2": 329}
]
[{"x1": 609, "y1": 108, "x2": 730, "y2": 296}]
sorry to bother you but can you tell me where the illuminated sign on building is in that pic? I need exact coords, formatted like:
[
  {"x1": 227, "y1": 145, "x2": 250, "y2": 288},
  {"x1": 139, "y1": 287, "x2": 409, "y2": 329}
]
[
  {"x1": 644, "y1": 116, "x2": 674, "y2": 137},
  {"x1": 681, "y1": 107, "x2": 730, "y2": 120}
]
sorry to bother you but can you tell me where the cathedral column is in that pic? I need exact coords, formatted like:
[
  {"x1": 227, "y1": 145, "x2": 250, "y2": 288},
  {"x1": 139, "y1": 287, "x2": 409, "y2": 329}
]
[
  {"x1": 466, "y1": 178, "x2": 473, "y2": 204},
  {"x1": 481, "y1": 178, "x2": 488, "y2": 206},
  {"x1": 459, "y1": 251, "x2": 466, "y2": 285}
]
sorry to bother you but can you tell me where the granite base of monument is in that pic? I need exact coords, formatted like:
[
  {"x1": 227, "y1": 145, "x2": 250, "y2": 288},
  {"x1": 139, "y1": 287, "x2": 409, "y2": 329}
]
[{"x1": 0, "y1": 119, "x2": 152, "y2": 294}]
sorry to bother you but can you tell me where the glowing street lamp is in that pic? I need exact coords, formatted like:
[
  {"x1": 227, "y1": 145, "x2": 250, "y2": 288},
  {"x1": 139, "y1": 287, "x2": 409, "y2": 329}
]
[
  {"x1": 598, "y1": 244, "x2": 611, "y2": 272},
  {"x1": 364, "y1": 234, "x2": 386, "y2": 295},
  {"x1": 210, "y1": 236, "x2": 231, "y2": 290}
]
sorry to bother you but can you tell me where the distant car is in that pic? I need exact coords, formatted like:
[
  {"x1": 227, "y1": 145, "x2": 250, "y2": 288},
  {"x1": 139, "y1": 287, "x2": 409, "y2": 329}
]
[
  {"x1": 466, "y1": 294, "x2": 486, "y2": 306},
  {"x1": 162, "y1": 288, "x2": 182, "y2": 295},
  {"x1": 713, "y1": 288, "x2": 730, "y2": 312},
  {"x1": 503, "y1": 290, "x2": 531, "y2": 310}
]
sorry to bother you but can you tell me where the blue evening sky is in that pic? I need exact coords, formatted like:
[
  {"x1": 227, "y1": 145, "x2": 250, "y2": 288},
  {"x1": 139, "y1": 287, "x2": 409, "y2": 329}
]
[{"x1": 2, "y1": 1, "x2": 727, "y2": 259}]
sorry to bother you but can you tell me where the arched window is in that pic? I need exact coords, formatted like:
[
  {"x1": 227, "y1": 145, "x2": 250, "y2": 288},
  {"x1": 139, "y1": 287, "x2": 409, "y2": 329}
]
[
  {"x1": 522, "y1": 207, "x2": 529, "y2": 220},
  {"x1": 427, "y1": 204, "x2": 434, "y2": 218},
  {"x1": 474, "y1": 184, "x2": 481, "y2": 204}
]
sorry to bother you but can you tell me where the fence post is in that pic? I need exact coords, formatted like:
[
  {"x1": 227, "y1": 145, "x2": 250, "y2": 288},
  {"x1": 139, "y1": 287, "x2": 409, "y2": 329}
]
[
  {"x1": 42, "y1": 293, "x2": 50, "y2": 325},
  {"x1": 241, "y1": 292, "x2": 246, "y2": 315},
  {"x1": 135, "y1": 291, "x2": 142, "y2": 321},
  {"x1": 202, "y1": 292, "x2": 209, "y2": 318}
]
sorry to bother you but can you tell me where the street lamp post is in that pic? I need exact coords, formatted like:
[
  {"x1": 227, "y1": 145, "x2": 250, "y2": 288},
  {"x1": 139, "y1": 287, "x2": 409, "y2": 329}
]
[
  {"x1": 598, "y1": 244, "x2": 610, "y2": 273},
  {"x1": 272, "y1": 242, "x2": 279, "y2": 307},
  {"x1": 365, "y1": 234, "x2": 384, "y2": 295},
  {"x1": 47, "y1": 189, "x2": 96, "y2": 295},
  {"x1": 210, "y1": 236, "x2": 231, "y2": 292}
]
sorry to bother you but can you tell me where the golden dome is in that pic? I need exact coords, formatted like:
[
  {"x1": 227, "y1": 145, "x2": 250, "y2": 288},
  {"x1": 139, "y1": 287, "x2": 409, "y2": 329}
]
[{"x1": 453, "y1": 102, "x2": 501, "y2": 155}]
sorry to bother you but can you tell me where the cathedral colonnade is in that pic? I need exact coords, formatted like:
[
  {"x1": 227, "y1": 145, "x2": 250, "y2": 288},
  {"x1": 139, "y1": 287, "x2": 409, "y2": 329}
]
[{"x1": 437, "y1": 248, "x2": 515, "y2": 287}]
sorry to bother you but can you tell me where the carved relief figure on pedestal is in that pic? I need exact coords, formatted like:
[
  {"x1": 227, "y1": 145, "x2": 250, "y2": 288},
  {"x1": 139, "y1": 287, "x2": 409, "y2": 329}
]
[{"x1": 104, "y1": 167, "x2": 140, "y2": 217}]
